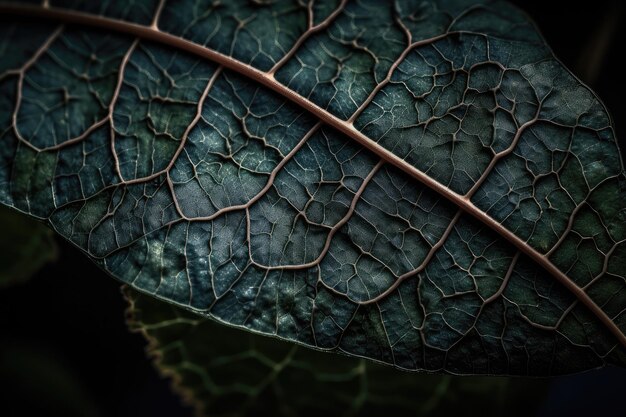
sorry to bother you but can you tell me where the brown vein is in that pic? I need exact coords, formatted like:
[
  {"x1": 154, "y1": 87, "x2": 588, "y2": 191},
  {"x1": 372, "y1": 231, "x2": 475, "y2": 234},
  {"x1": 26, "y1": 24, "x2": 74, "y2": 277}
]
[
  {"x1": 249, "y1": 159, "x2": 384, "y2": 270},
  {"x1": 268, "y1": 0, "x2": 348, "y2": 75},
  {"x1": 11, "y1": 25, "x2": 63, "y2": 152},
  {"x1": 110, "y1": 39, "x2": 138, "y2": 181},
  {"x1": 359, "y1": 210, "x2": 462, "y2": 305},
  {"x1": 168, "y1": 121, "x2": 322, "y2": 221}
]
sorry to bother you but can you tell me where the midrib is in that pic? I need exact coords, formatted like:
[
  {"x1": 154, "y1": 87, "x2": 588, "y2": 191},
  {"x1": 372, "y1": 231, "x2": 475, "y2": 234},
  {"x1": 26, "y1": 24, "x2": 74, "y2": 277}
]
[{"x1": 2, "y1": 2, "x2": 624, "y2": 348}]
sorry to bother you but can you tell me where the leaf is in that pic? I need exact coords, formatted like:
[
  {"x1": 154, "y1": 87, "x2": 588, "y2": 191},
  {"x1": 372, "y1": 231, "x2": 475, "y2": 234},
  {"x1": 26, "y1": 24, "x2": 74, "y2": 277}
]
[
  {"x1": 0, "y1": 0, "x2": 624, "y2": 375},
  {"x1": 0, "y1": 205, "x2": 57, "y2": 287},
  {"x1": 125, "y1": 287, "x2": 548, "y2": 417}
]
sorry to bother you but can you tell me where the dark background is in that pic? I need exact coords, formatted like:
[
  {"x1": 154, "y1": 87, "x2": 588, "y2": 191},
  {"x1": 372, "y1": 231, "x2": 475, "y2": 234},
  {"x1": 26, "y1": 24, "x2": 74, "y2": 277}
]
[{"x1": 1, "y1": 1, "x2": 625, "y2": 416}]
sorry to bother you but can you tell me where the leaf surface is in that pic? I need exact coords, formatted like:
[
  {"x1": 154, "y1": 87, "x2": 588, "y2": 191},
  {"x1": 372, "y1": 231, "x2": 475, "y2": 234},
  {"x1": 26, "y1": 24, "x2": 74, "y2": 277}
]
[
  {"x1": 125, "y1": 287, "x2": 548, "y2": 417},
  {"x1": 0, "y1": 0, "x2": 625, "y2": 374}
]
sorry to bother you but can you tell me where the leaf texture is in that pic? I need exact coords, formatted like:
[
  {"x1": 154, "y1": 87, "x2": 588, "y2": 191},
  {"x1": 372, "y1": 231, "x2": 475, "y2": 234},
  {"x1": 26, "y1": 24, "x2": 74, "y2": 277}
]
[
  {"x1": 0, "y1": 0, "x2": 625, "y2": 374},
  {"x1": 125, "y1": 287, "x2": 548, "y2": 417}
]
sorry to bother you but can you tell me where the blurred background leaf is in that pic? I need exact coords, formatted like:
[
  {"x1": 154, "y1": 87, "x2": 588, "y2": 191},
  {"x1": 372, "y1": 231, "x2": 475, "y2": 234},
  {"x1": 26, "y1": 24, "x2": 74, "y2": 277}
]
[
  {"x1": 125, "y1": 287, "x2": 549, "y2": 417},
  {"x1": 0, "y1": 205, "x2": 56, "y2": 288},
  {"x1": 0, "y1": 207, "x2": 99, "y2": 417}
]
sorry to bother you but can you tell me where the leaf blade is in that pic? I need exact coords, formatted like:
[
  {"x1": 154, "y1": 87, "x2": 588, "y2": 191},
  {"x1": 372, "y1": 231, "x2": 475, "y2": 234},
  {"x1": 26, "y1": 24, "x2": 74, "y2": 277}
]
[{"x1": 0, "y1": 0, "x2": 624, "y2": 374}]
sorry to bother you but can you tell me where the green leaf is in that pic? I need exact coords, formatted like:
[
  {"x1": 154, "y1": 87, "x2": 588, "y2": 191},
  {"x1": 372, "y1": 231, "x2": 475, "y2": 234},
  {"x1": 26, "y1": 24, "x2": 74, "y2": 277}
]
[
  {"x1": 0, "y1": 205, "x2": 56, "y2": 287},
  {"x1": 125, "y1": 287, "x2": 548, "y2": 417},
  {"x1": 0, "y1": 0, "x2": 624, "y2": 374}
]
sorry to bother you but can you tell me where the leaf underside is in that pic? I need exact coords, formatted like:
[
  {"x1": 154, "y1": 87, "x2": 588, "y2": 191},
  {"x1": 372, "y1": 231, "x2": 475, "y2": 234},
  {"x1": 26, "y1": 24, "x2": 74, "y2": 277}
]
[
  {"x1": 0, "y1": 0, "x2": 625, "y2": 375},
  {"x1": 125, "y1": 287, "x2": 548, "y2": 417}
]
